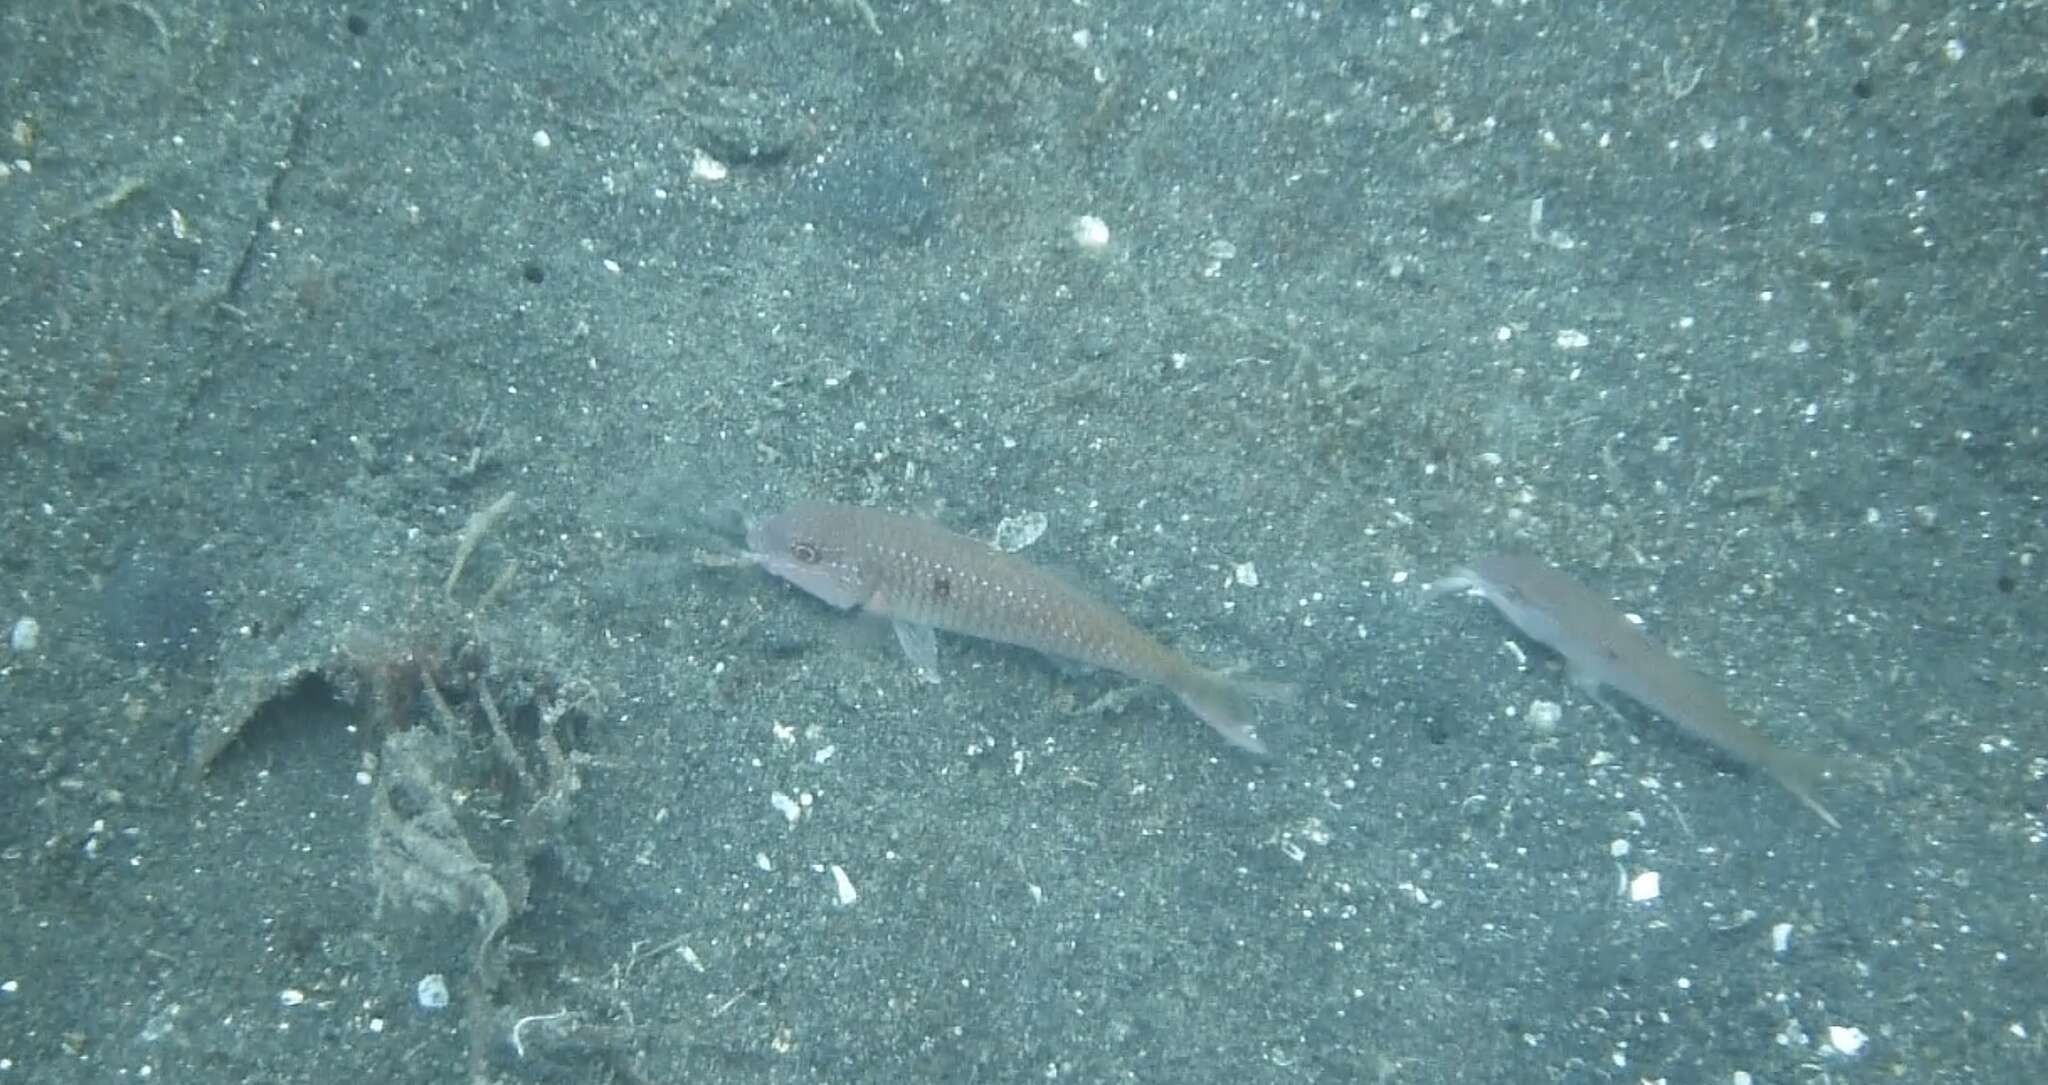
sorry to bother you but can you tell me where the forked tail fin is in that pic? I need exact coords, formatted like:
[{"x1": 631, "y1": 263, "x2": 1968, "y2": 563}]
[{"x1": 1173, "y1": 667, "x2": 1298, "y2": 755}]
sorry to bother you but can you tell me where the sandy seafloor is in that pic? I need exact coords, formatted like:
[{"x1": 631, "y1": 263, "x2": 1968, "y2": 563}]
[{"x1": 2, "y1": 2, "x2": 2043, "y2": 1082}]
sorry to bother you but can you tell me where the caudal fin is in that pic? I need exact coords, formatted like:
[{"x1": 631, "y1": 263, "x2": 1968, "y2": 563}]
[
  {"x1": 1173, "y1": 668, "x2": 1298, "y2": 755},
  {"x1": 1762, "y1": 747, "x2": 1844, "y2": 831}
]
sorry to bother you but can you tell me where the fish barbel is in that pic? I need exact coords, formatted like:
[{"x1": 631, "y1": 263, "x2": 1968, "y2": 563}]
[{"x1": 746, "y1": 501, "x2": 1293, "y2": 753}]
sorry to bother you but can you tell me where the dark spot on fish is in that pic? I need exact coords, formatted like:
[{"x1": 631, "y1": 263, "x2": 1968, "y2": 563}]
[
  {"x1": 932, "y1": 575, "x2": 951, "y2": 600},
  {"x1": 791, "y1": 541, "x2": 820, "y2": 564}
]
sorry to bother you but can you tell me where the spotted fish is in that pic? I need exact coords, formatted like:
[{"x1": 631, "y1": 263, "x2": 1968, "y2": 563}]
[{"x1": 747, "y1": 501, "x2": 1293, "y2": 753}]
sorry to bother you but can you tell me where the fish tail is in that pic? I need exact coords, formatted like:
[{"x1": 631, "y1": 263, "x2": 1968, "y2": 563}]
[
  {"x1": 1766, "y1": 747, "x2": 1844, "y2": 831},
  {"x1": 1172, "y1": 667, "x2": 1298, "y2": 755}
]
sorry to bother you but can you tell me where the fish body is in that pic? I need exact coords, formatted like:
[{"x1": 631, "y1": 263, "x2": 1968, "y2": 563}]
[
  {"x1": 746, "y1": 501, "x2": 1290, "y2": 753},
  {"x1": 1425, "y1": 553, "x2": 1838, "y2": 829}
]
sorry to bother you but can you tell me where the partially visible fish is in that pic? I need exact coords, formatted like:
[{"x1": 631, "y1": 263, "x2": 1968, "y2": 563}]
[
  {"x1": 1424, "y1": 553, "x2": 1839, "y2": 829},
  {"x1": 746, "y1": 501, "x2": 1294, "y2": 753}
]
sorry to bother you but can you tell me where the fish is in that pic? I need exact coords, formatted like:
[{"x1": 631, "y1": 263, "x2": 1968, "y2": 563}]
[
  {"x1": 1423, "y1": 552, "x2": 1839, "y2": 829},
  {"x1": 745, "y1": 501, "x2": 1294, "y2": 753}
]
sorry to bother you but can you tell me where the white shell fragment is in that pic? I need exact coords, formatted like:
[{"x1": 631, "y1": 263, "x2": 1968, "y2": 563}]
[
  {"x1": 690, "y1": 148, "x2": 729, "y2": 182},
  {"x1": 9, "y1": 616, "x2": 39, "y2": 653},
  {"x1": 992, "y1": 511, "x2": 1048, "y2": 552},
  {"x1": 770, "y1": 790, "x2": 803, "y2": 826},
  {"x1": 829, "y1": 864, "x2": 858, "y2": 906}
]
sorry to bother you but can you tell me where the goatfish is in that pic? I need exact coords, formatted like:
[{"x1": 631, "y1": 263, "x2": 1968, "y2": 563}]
[
  {"x1": 1424, "y1": 553, "x2": 1839, "y2": 829},
  {"x1": 745, "y1": 501, "x2": 1294, "y2": 753}
]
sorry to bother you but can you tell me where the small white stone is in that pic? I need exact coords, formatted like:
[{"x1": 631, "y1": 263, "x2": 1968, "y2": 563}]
[
  {"x1": 1070, "y1": 214, "x2": 1111, "y2": 251},
  {"x1": 530, "y1": 129, "x2": 552, "y2": 150},
  {"x1": 770, "y1": 790, "x2": 802, "y2": 825},
  {"x1": 1771, "y1": 922, "x2": 1794, "y2": 955},
  {"x1": 1627, "y1": 870, "x2": 1661, "y2": 902},
  {"x1": 415, "y1": 973, "x2": 450, "y2": 1010},
  {"x1": 830, "y1": 864, "x2": 858, "y2": 906},
  {"x1": 1232, "y1": 561, "x2": 1259, "y2": 588},
  {"x1": 278, "y1": 988, "x2": 306, "y2": 1007},
  {"x1": 9, "y1": 616, "x2": 39, "y2": 653},
  {"x1": 1526, "y1": 698, "x2": 1562, "y2": 731},
  {"x1": 1823, "y1": 1024, "x2": 1868, "y2": 1058}
]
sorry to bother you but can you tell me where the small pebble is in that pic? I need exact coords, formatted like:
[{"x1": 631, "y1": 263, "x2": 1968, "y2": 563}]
[
  {"x1": 416, "y1": 973, "x2": 450, "y2": 1010},
  {"x1": 1071, "y1": 214, "x2": 1110, "y2": 251},
  {"x1": 1627, "y1": 870, "x2": 1661, "y2": 903},
  {"x1": 1824, "y1": 1024, "x2": 1868, "y2": 1058},
  {"x1": 993, "y1": 511, "x2": 1047, "y2": 552}
]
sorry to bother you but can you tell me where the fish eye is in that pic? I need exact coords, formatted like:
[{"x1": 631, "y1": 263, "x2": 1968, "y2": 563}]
[{"x1": 790, "y1": 541, "x2": 820, "y2": 564}]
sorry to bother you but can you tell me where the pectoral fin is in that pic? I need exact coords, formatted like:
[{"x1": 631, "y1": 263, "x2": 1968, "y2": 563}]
[{"x1": 891, "y1": 619, "x2": 942, "y2": 684}]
